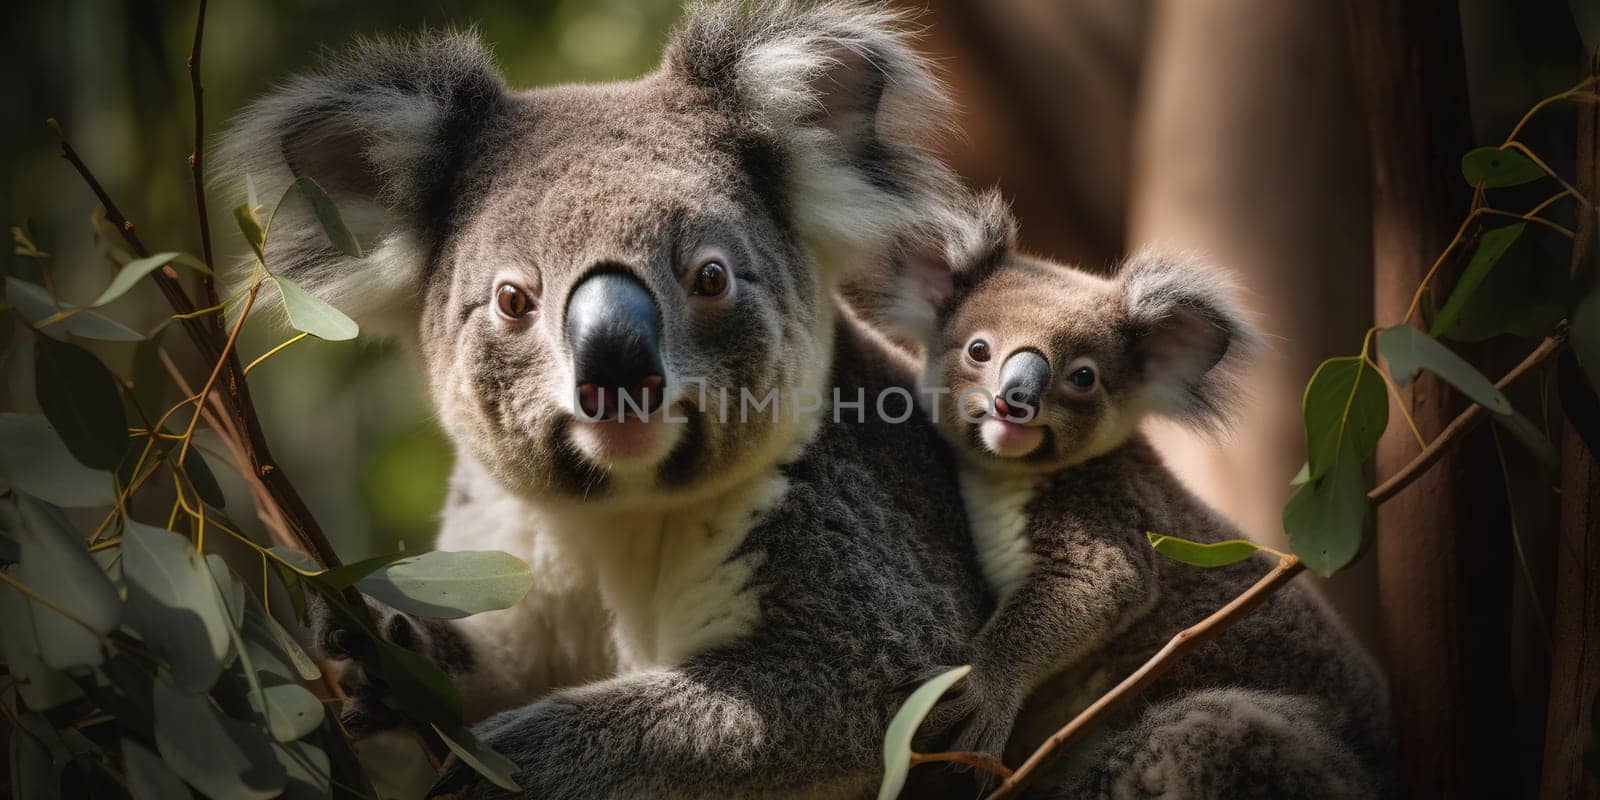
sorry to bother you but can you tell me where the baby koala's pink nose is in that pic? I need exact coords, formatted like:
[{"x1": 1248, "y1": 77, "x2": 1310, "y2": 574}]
[{"x1": 993, "y1": 395, "x2": 1012, "y2": 419}]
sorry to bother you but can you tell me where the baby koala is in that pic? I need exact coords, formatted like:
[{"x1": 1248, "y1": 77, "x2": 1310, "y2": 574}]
[{"x1": 893, "y1": 193, "x2": 1259, "y2": 762}]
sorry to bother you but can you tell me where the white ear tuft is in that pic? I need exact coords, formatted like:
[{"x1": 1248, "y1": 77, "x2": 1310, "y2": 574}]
[
  {"x1": 214, "y1": 31, "x2": 506, "y2": 338},
  {"x1": 1120, "y1": 247, "x2": 1259, "y2": 430},
  {"x1": 667, "y1": 2, "x2": 961, "y2": 280},
  {"x1": 881, "y1": 188, "x2": 1017, "y2": 343}
]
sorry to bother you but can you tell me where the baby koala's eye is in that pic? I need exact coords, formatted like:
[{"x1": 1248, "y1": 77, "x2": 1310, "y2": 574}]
[
  {"x1": 967, "y1": 339, "x2": 991, "y2": 363},
  {"x1": 692, "y1": 260, "x2": 731, "y2": 297},
  {"x1": 495, "y1": 282, "x2": 535, "y2": 320},
  {"x1": 1064, "y1": 358, "x2": 1099, "y2": 393}
]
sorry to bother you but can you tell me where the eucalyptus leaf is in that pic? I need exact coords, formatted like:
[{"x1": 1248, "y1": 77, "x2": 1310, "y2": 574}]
[
  {"x1": 89, "y1": 252, "x2": 211, "y2": 308},
  {"x1": 207, "y1": 553, "x2": 246, "y2": 630},
  {"x1": 14, "y1": 494, "x2": 120, "y2": 669},
  {"x1": 269, "y1": 545, "x2": 322, "y2": 575},
  {"x1": 315, "y1": 548, "x2": 412, "y2": 591},
  {"x1": 34, "y1": 336, "x2": 129, "y2": 470},
  {"x1": 272, "y1": 275, "x2": 359, "y2": 341},
  {"x1": 121, "y1": 522, "x2": 231, "y2": 692},
  {"x1": 235, "y1": 204, "x2": 266, "y2": 263},
  {"x1": 1379, "y1": 325, "x2": 1512, "y2": 414},
  {"x1": 123, "y1": 739, "x2": 190, "y2": 800},
  {"x1": 243, "y1": 607, "x2": 323, "y2": 742},
  {"x1": 1301, "y1": 356, "x2": 1388, "y2": 482},
  {"x1": 153, "y1": 679, "x2": 287, "y2": 799},
  {"x1": 432, "y1": 722, "x2": 523, "y2": 792},
  {"x1": 1431, "y1": 225, "x2": 1569, "y2": 341},
  {"x1": 0, "y1": 577, "x2": 83, "y2": 709},
  {"x1": 5, "y1": 278, "x2": 144, "y2": 342},
  {"x1": 878, "y1": 665, "x2": 971, "y2": 800},
  {"x1": 245, "y1": 601, "x2": 321, "y2": 683},
  {"x1": 291, "y1": 176, "x2": 363, "y2": 257},
  {"x1": 274, "y1": 738, "x2": 333, "y2": 800},
  {"x1": 12, "y1": 712, "x2": 59, "y2": 800},
  {"x1": 354, "y1": 550, "x2": 534, "y2": 618},
  {"x1": 1460, "y1": 146, "x2": 1546, "y2": 187},
  {"x1": 183, "y1": 446, "x2": 227, "y2": 509},
  {"x1": 1145, "y1": 533, "x2": 1263, "y2": 568},
  {"x1": 0, "y1": 414, "x2": 115, "y2": 508},
  {"x1": 1283, "y1": 437, "x2": 1373, "y2": 577},
  {"x1": 1492, "y1": 409, "x2": 1558, "y2": 472}
]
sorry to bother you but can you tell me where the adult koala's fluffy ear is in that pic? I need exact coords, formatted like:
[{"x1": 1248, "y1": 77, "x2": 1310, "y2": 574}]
[
  {"x1": 215, "y1": 33, "x2": 507, "y2": 335},
  {"x1": 666, "y1": 1, "x2": 962, "y2": 277},
  {"x1": 881, "y1": 189, "x2": 1017, "y2": 343},
  {"x1": 1119, "y1": 248, "x2": 1260, "y2": 431}
]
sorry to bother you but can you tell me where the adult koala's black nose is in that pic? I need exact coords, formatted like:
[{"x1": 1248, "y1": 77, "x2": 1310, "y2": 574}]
[
  {"x1": 565, "y1": 270, "x2": 665, "y2": 419},
  {"x1": 996, "y1": 350, "x2": 1049, "y2": 422}
]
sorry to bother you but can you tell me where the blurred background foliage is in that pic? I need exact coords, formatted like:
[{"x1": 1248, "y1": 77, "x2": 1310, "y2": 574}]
[{"x1": 1, "y1": 0, "x2": 686, "y2": 560}]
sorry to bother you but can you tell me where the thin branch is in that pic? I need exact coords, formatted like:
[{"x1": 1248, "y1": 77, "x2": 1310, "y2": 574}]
[
  {"x1": 986, "y1": 554, "x2": 1305, "y2": 799},
  {"x1": 910, "y1": 750, "x2": 1013, "y2": 779},
  {"x1": 987, "y1": 331, "x2": 1566, "y2": 798},
  {"x1": 186, "y1": 0, "x2": 223, "y2": 332}
]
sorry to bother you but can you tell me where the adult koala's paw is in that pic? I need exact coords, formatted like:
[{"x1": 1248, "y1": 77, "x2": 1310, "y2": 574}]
[{"x1": 309, "y1": 594, "x2": 474, "y2": 735}]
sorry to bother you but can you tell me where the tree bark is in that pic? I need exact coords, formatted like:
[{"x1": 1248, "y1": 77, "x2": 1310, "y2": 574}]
[
  {"x1": 1344, "y1": 1, "x2": 1515, "y2": 798},
  {"x1": 1541, "y1": 44, "x2": 1600, "y2": 800}
]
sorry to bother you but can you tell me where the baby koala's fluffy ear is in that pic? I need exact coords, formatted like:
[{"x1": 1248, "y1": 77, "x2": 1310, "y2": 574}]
[
  {"x1": 214, "y1": 32, "x2": 507, "y2": 336},
  {"x1": 1119, "y1": 248, "x2": 1259, "y2": 430},
  {"x1": 667, "y1": 2, "x2": 962, "y2": 276},
  {"x1": 883, "y1": 189, "x2": 1016, "y2": 343}
]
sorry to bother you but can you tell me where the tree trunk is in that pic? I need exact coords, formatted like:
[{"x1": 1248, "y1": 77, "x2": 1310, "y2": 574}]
[
  {"x1": 1344, "y1": 1, "x2": 1515, "y2": 798},
  {"x1": 1541, "y1": 44, "x2": 1600, "y2": 800}
]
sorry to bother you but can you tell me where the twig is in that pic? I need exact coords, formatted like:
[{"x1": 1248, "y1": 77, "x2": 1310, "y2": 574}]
[
  {"x1": 986, "y1": 332, "x2": 1566, "y2": 798},
  {"x1": 910, "y1": 750, "x2": 1013, "y2": 779},
  {"x1": 186, "y1": 0, "x2": 223, "y2": 332}
]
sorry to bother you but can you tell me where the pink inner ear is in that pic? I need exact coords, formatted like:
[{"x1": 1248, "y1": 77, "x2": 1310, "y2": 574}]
[
  {"x1": 909, "y1": 253, "x2": 955, "y2": 306},
  {"x1": 1143, "y1": 306, "x2": 1228, "y2": 381}
]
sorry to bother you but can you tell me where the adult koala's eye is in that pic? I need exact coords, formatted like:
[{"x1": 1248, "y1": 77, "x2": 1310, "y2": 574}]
[
  {"x1": 495, "y1": 283, "x2": 535, "y2": 320},
  {"x1": 692, "y1": 260, "x2": 730, "y2": 298},
  {"x1": 966, "y1": 339, "x2": 991, "y2": 363},
  {"x1": 1065, "y1": 358, "x2": 1098, "y2": 392}
]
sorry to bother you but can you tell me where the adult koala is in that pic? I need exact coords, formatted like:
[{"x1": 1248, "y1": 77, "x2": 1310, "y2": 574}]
[{"x1": 221, "y1": 2, "x2": 988, "y2": 797}]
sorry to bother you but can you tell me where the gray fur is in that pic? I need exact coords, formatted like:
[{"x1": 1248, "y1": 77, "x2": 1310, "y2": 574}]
[
  {"x1": 891, "y1": 205, "x2": 1395, "y2": 797},
  {"x1": 222, "y1": 3, "x2": 990, "y2": 798}
]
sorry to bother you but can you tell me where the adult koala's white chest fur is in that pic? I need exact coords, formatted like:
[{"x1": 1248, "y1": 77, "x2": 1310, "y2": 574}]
[{"x1": 219, "y1": 3, "x2": 990, "y2": 798}]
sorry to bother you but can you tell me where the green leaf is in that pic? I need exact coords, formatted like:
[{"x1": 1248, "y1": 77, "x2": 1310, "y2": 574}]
[
  {"x1": 121, "y1": 522, "x2": 232, "y2": 692},
  {"x1": 89, "y1": 252, "x2": 210, "y2": 308},
  {"x1": 1492, "y1": 409, "x2": 1557, "y2": 471},
  {"x1": 241, "y1": 604, "x2": 323, "y2": 742},
  {"x1": 432, "y1": 722, "x2": 522, "y2": 792},
  {"x1": 1378, "y1": 325, "x2": 1512, "y2": 414},
  {"x1": 354, "y1": 550, "x2": 534, "y2": 619},
  {"x1": 1289, "y1": 461, "x2": 1310, "y2": 486},
  {"x1": 14, "y1": 495, "x2": 121, "y2": 669},
  {"x1": 0, "y1": 414, "x2": 115, "y2": 507},
  {"x1": 153, "y1": 679, "x2": 287, "y2": 799},
  {"x1": 1145, "y1": 532, "x2": 1263, "y2": 568},
  {"x1": 274, "y1": 738, "x2": 333, "y2": 800},
  {"x1": 1283, "y1": 437, "x2": 1373, "y2": 577},
  {"x1": 123, "y1": 739, "x2": 190, "y2": 800},
  {"x1": 234, "y1": 204, "x2": 266, "y2": 263},
  {"x1": 1301, "y1": 356, "x2": 1388, "y2": 482},
  {"x1": 314, "y1": 548, "x2": 412, "y2": 591},
  {"x1": 11, "y1": 712, "x2": 58, "y2": 800},
  {"x1": 272, "y1": 276, "x2": 358, "y2": 341},
  {"x1": 1460, "y1": 146, "x2": 1546, "y2": 187},
  {"x1": 1429, "y1": 224, "x2": 1522, "y2": 336},
  {"x1": 291, "y1": 176, "x2": 363, "y2": 257},
  {"x1": 1431, "y1": 225, "x2": 1570, "y2": 341},
  {"x1": 0, "y1": 576, "x2": 82, "y2": 709},
  {"x1": 183, "y1": 446, "x2": 227, "y2": 509},
  {"x1": 878, "y1": 665, "x2": 970, "y2": 800},
  {"x1": 245, "y1": 600, "x2": 320, "y2": 682},
  {"x1": 34, "y1": 336, "x2": 128, "y2": 470},
  {"x1": 1574, "y1": 289, "x2": 1600, "y2": 392},
  {"x1": 5, "y1": 278, "x2": 144, "y2": 342},
  {"x1": 208, "y1": 553, "x2": 247, "y2": 629}
]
